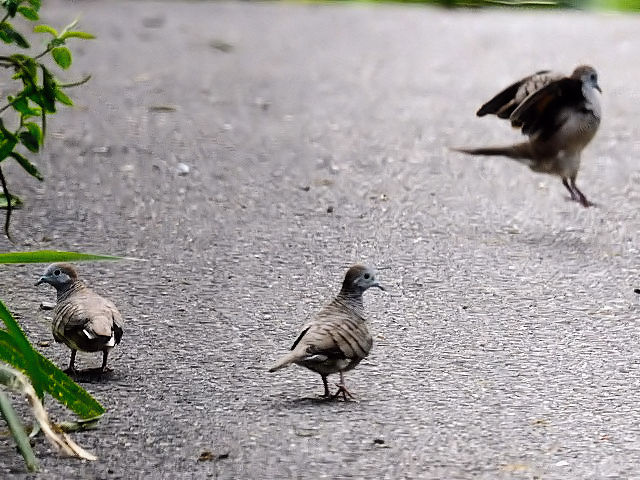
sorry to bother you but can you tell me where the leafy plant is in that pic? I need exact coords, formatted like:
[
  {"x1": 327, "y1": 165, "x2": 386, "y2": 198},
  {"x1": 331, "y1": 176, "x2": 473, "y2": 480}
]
[
  {"x1": 0, "y1": 0, "x2": 94, "y2": 239},
  {"x1": 0, "y1": 250, "x2": 122, "y2": 471}
]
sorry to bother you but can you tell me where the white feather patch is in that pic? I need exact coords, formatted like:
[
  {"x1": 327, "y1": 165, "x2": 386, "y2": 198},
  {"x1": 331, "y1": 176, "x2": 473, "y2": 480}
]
[{"x1": 83, "y1": 329, "x2": 97, "y2": 340}]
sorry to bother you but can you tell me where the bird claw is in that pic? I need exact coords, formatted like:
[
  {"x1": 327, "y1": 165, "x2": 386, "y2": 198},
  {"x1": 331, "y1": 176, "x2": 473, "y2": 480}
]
[
  {"x1": 564, "y1": 195, "x2": 597, "y2": 208},
  {"x1": 332, "y1": 383, "x2": 355, "y2": 401}
]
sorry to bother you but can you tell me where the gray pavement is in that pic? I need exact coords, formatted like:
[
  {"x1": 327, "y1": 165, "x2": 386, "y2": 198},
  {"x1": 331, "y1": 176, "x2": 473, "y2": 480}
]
[{"x1": 1, "y1": 1, "x2": 640, "y2": 478}]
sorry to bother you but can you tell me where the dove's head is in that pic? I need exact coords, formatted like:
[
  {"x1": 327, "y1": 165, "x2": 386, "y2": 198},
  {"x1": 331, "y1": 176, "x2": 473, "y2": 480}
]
[
  {"x1": 341, "y1": 265, "x2": 385, "y2": 293},
  {"x1": 35, "y1": 263, "x2": 79, "y2": 291},
  {"x1": 572, "y1": 65, "x2": 601, "y2": 93}
]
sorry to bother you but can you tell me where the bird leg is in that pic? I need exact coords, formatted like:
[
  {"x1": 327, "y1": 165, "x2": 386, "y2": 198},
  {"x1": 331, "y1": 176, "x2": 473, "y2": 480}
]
[
  {"x1": 562, "y1": 178, "x2": 579, "y2": 202},
  {"x1": 101, "y1": 349, "x2": 113, "y2": 373},
  {"x1": 562, "y1": 177, "x2": 594, "y2": 207},
  {"x1": 570, "y1": 178, "x2": 594, "y2": 208},
  {"x1": 63, "y1": 349, "x2": 77, "y2": 375},
  {"x1": 332, "y1": 371, "x2": 355, "y2": 401},
  {"x1": 320, "y1": 375, "x2": 332, "y2": 397}
]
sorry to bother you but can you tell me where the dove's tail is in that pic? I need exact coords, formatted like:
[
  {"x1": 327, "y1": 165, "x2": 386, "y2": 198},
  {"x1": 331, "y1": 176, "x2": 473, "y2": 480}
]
[
  {"x1": 451, "y1": 142, "x2": 534, "y2": 162},
  {"x1": 268, "y1": 352, "x2": 300, "y2": 372}
]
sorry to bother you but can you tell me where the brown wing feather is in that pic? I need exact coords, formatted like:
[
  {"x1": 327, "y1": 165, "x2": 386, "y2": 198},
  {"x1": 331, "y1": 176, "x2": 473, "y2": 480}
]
[
  {"x1": 53, "y1": 288, "x2": 123, "y2": 351},
  {"x1": 477, "y1": 70, "x2": 559, "y2": 119},
  {"x1": 510, "y1": 77, "x2": 585, "y2": 139}
]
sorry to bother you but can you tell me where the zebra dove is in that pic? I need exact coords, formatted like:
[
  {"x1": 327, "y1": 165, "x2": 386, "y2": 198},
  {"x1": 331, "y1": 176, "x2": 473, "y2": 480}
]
[
  {"x1": 35, "y1": 263, "x2": 124, "y2": 374},
  {"x1": 269, "y1": 265, "x2": 385, "y2": 400},
  {"x1": 454, "y1": 65, "x2": 602, "y2": 207}
]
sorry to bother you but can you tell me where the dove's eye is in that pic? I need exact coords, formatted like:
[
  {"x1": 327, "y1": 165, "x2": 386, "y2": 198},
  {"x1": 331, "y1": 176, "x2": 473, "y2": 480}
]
[
  {"x1": 364, "y1": 273, "x2": 370, "y2": 280},
  {"x1": 54, "y1": 269, "x2": 60, "y2": 276}
]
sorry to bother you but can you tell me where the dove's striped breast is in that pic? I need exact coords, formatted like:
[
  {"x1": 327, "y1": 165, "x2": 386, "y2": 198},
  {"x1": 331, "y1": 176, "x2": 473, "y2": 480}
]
[{"x1": 295, "y1": 298, "x2": 373, "y2": 375}]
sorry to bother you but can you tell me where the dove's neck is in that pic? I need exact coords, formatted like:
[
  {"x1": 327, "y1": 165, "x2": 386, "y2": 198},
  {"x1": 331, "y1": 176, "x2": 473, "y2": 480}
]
[
  {"x1": 56, "y1": 280, "x2": 85, "y2": 302},
  {"x1": 336, "y1": 289, "x2": 365, "y2": 315},
  {"x1": 583, "y1": 84, "x2": 601, "y2": 119}
]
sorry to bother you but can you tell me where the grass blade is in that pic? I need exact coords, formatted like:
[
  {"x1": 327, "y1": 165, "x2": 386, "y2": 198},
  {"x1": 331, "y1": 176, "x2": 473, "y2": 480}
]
[
  {"x1": 0, "y1": 250, "x2": 124, "y2": 263},
  {"x1": 0, "y1": 390, "x2": 39, "y2": 472},
  {"x1": 0, "y1": 301, "x2": 46, "y2": 398}
]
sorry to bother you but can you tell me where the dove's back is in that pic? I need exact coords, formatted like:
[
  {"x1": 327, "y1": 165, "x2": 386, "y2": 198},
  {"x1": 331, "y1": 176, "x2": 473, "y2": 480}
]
[{"x1": 53, "y1": 285, "x2": 124, "y2": 353}]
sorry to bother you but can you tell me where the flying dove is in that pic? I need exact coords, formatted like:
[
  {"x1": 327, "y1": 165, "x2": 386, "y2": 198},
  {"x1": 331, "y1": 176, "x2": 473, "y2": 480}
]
[
  {"x1": 454, "y1": 65, "x2": 602, "y2": 207},
  {"x1": 36, "y1": 263, "x2": 124, "y2": 374},
  {"x1": 269, "y1": 265, "x2": 385, "y2": 400}
]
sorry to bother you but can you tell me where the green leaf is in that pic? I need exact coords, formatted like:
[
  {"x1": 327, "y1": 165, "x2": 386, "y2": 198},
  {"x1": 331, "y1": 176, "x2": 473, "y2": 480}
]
[
  {"x1": 25, "y1": 122, "x2": 42, "y2": 145},
  {"x1": 0, "y1": 138, "x2": 18, "y2": 162},
  {"x1": 27, "y1": 0, "x2": 41, "y2": 10},
  {"x1": 11, "y1": 96, "x2": 41, "y2": 117},
  {"x1": 33, "y1": 351, "x2": 105, "y2": 419},
  {"x1": 40, "y1": 66, "x2": 56, "y2": 113},
  {"x1": 9, "y1": 152, "x2": 43, "y2": 180},
  {"x1": 0, "y1": 250, "x2": 125, "y2": 263},
  {"x1": 0, "y1": 193, "x2": 23, "y2": 209},
  {"x1": 0, "y1": 22, "x2": 29, "y2": 48},
  {"x1": 17, "y1": 6, "x2": 39, "y2": 21},
  {"x1": 9, "y1": 54, "x2": 37, "y2": 80},
  {"x1": 60, "y1": 30, "x2": 95, "y2": 40},
  {"x1": 51, "y1": 46, "x2": 72, "y2": 69},
  {"x1": 54, "y1": 88, "x2": 73, "y2": 106},
  {"x1": 2, "y1": 0, "x2": 19, "y2": 17},
  {"x1": 0, "y1": 331, "x2": 27, "y2": 367},
  {"x1": 0, "y1": 118, "x2": 17, "y2": 142},
  {"x1": 18, "y1": 130, "x2": 39, "y2": 153},
  {"x1": 33, "y1": 24, "x2": 57, "y2": 37},
  {"x1": 49, "y1": 37, "x2": 64, "y2": 48},
  {"x1": 11, "y1": 96, "x2": 28, "y2": 114},
  {"x1": 0, "y1": 326, "x2": 105, "y2": 421},
  {"x1": 0, "y1": 301, "x2": 46, "y2": 398}
]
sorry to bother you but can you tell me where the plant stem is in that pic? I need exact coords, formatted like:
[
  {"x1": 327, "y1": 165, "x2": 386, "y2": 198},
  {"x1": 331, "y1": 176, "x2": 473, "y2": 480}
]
[
  {"x1": 0, "y1": 165, "x2": 14, "y2": 242},
  {"x1": 33, "y1": 47, "x2": 52, "y2": 61},
  {"x1": 0, "y1": 391, "x2": 39, "y2": 472},
  {"x1": 59, "y1": 74, "x2": 92, "y2": 88}
]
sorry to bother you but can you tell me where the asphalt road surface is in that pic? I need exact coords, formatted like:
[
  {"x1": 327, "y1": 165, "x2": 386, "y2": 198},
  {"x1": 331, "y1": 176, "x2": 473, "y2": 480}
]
[{"x1": 2, "y1": 1, "x2": 640, "y2": 478}]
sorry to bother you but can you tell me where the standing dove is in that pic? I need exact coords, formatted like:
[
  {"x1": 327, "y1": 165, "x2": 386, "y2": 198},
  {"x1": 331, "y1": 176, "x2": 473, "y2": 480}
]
[
  {"x1": 269, "y1": 265, "x2": 385, "y2": 400},
  {"x1": 454, "y1": 65, "x2": 602, "y2": 207},
  {"x1": 36, "y1": 263, "x2": 124, "y2": 374}
]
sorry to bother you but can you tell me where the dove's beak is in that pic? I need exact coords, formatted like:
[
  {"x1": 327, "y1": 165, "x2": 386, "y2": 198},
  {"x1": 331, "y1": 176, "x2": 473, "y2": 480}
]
[
  {"x1": 374, "y1": 283, "x2": 386, "y2": 291},
  {"x1": 35, "y1": 277, "x2": 46, "y2": 286},
  {"x1": 595, "y1": 84, "x2": 602, "y2": 93}
]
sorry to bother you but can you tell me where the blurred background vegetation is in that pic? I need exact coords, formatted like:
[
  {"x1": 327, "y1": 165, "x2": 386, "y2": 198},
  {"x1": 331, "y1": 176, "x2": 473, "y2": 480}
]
[{"x1": 362, "y1": 0, "x2": 640, "y2": 10}]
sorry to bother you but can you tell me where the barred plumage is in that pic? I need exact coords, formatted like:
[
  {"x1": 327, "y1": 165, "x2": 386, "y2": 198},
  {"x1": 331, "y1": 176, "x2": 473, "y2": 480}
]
[
  {"x1": 36, "y1": 263, "x2": 124, "y2": 374},
  {"x1": 269, "y1": 265, "x2": 384, "y2": 400}
]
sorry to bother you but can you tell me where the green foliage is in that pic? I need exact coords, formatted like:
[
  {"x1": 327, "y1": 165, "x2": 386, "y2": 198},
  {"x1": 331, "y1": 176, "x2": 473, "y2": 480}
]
[
  {"x1": 354, "y1": 0, "x2": 640, "y2": 9},
  {"x1": 0, "y1": 249, "x2": 124, "y2": 263},
  {"x1": 0, "y1": 2, "x2": 94, "y2": 239}
]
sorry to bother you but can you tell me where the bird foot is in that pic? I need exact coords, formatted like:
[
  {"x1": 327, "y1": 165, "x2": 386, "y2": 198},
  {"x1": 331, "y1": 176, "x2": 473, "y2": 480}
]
[
  {"x1": 564, "y1": 195, "x2": 597, "y2": 208},
  {"x1": 332, "y1": 383, "x2": 355, "y2": 401}
]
